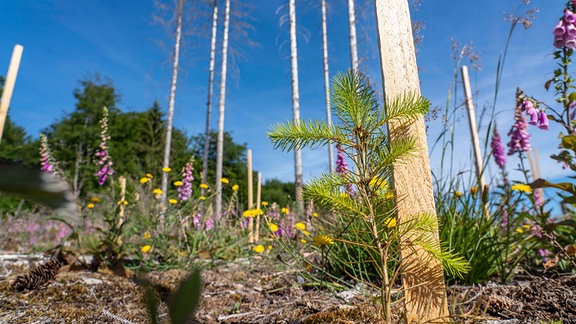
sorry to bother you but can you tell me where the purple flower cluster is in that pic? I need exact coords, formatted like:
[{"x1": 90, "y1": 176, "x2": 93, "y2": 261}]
[
  {"x1": 553, "y1": 9, "x2": 576, "y2": 49},
  {"x1": 39, "y1": 133, "x2": 56, "y2": 174},
  {"x1": 336, "y1": 144, "x2": 354, "y2": 196},
  {"x1": 522, "y1": 99, "x2": 549, "y2": 130},
  {"x1": 491, "y1": 127, "x2": 507, "y2": 168},
  {"x1": 95, "y1": 107, "x2": 114, "y2": 185},
  {"x1": 507, "y1": 114, "x2": 531, "y2": 155},
  {"x1": 178, "y1": 156, "x2": 194, "y2": 201}
]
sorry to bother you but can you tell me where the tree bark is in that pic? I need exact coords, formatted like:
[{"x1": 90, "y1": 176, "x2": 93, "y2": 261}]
[
  {"x1": 321, "y1": 0, "x2": 334, "y2": 173},
  {"x1": 347, "y1": 0, "x2": 359, "y2": 73},
  {"x1": 373, "y1": 0, "x2": 448, "y2": 321},
  {"x1": 215, "y1": 0, "x2": 231, "y2": 227}
]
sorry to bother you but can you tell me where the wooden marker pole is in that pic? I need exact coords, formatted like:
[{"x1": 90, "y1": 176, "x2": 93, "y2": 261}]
[
  {"x1": 0, "y1": 44, "x2": 24, "y2": 146},
  {"x1": 255, "y1": 171, "x2": 262, "y2": 242},
  {"x1": 373, "y1": 0, "x2": 448, "y2": 321},
  {"x1": 247, "y1": 149, "x2": 254, "y2": 243}
]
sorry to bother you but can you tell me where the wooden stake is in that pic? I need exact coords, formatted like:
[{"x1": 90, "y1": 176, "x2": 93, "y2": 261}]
[
  {"x1": 0, "y1": 44, "x2": 24, "y2": 146},
  {"x1": 373, "y1": 0, "x2": 448, "y2": 321},
  {"x1": 247, "y1": 149, "x2": 254, "y2": 243},
  {"x1": 255, "y1": 171, "x2": 262, "y2": 242},
  {"x1": 118, "y1": 176, "x2": 127, "y2": 227}
]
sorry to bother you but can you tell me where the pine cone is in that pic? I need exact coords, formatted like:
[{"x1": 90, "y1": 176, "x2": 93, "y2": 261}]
[{"x1": 11, "y1": 258, "x2": 63, "y2": 291}]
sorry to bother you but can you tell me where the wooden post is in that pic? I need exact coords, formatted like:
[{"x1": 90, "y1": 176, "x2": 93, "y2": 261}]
[
  {"x1": 0, "y1": 44, "x2": 24, "y2": 146},
  {"x1": 461, "y1": 65, "x2": 486, "y2": 188},
  {"x1": 118, "y1": 176, "x2": 127, "y2": 226},
  {"x1": 247, "y1": 149, "x2": 254, "y2": 243},
  {"x1": 373, "y1": 0, "x2": 448, "y2": 321},
  {"x1": 255, "y1": 171, "x2": 262, "y2": 242}
]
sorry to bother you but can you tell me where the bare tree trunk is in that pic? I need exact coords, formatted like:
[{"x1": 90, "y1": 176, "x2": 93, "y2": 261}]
[
  {"x1": 215, "y1": 0, "x2": 231, "y2": 227},
  {"x1": 289, "y1": 0, "x2": 304, "y2": 215},
  {"x1": 347, "y1": 0, "x2": 359, "y2": 73},
  {"x1": 321, "y1": 0, "x2": 334, "y2": 173},
  {"x1": 160, "y1": 0, "x2": 184, "y2": 228},
  {"x1": 202, "y1": 0, "x2": 219, "y2": 201}
]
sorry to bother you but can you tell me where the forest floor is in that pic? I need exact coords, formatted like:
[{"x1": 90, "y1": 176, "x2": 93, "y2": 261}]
[{"x1": 0, "y1": 251, "x2": 575, "y2": 324}]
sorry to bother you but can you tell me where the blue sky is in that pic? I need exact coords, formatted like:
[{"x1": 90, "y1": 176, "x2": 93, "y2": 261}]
[{"x1": 0, "y1": 0, "x2": 567, "y2": 188}]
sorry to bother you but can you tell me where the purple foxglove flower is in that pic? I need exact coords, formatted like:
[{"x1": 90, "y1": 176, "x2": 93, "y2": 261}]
[
  {"x1": 39, "y1": 133, "x2": 56, "y2": 174},
  {"x1": 178, "y1": 156, "x2": 194, "y2": 201},
  {"x1": 507, "y1": 115, "x2": 531, "y2": 155},
  {"x1": 565, "y1": 36, "x2": 576, "y2": 49},
  {"x1": 565, "y1": 9, "x2": 576, "y2": 24},
  {"x1": 538, "y1": 110, "x2": 549, "y2": 130},
  {"x1": 205, "y1": 217, "x2": 214, "y2": 231},
  {"x1": 553, "y1": 21, "x2": 566, "y2": 36},
  {"x1": 335, "y1": 144, "x2": 349, "y2": 174},
  {"x1": 525, "y1": 103, "x2": 538, "y2": 126},
  {"x1": 491, "y1": 127, "x2": 507, "y2": 169},
  {"x1": 537, "y1": 248, "x2": 552, "y2": 262},
  {"x1": 567, "y1": 24, "x2": 576, "y2": 38},
  {"x1": 95, "y1": 107, "x2": 114, "y2": 185},
  {"x1": 531, "y1": 224, "x2": 543, "y2": 238},
  {"x1": 554, "y1": 36, "x2": 566, "y2": 48},
  {"x1": 192, "y1": 213, "x2": 201, "y2": 230}
]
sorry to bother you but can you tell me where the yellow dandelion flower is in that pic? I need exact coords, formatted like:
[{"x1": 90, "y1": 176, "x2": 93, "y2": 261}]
[
  {"x1": 200, "y1": 183, "x2": 209, "y2": 189},
  {"x1": 268, "y1": 223, "x2": 279, "y2": 232},
  {"x1": 516, "y1": 228, "x2": 524, "y2": 234},
  {"x1": 385, "y1": 217, "x2": 397, "y2": 228},
  {"x1": 312, "y1": 212, "x2": 318, "y2": 217},
  {"x1": 90, "y1": 197, "x2": 101, "y2": 203},
  {"x1": 253, "y1": 245, "x2": 265, "y2": 253},
  {"x1": 281, "y1": 207, "x2": 289, "y2": 215},
  {"x1": 313, "y1": 235, "x2": 334, "y2": 247},
  {"x1": 141, "y1": 245, "x2": 152, "y2": 253},
  {"x1": 262, "y1": 201, "x2": 269, "y2": 207},
  {"x1": 140, "y1": 177, "x2": 149, "y2": 184},
  {"x1": 511, "y1": 184, "x2": 532, "y2": 194},
  {"x1": 470, "y1": 186, "x2": 478, "y2": 195},
  {"x1": 267, "y1": 245, "x2": 272, "y2": 250},
  {"x1": 173, "y1": 181, "x2": 183, "y2": 187},
  {"x1": 143, "y1": 231, "x2": 151, "y2": 239},
  {"x1": 169, "y1": 199, "x2": 178, "y2": 204},
  {"x1": 153, "y1": 188, "x2": 163, "y2": 195},
  {"x1": 87, "y1": 203, "x2": 95, "y2": 209},
  {"x1": 522, "y1": 224, "x2": 531, "y2": 230},
  {"x1": 199, "y1": 196, "x2": 206, "y2": 200},
  {"x1": 454, "y1": 190, "x2": 463, "y2": 197},
  {"x1": 232, "y1": 184, "x2": 239, "y2": 191},
  {"x1": 146, "y1": 173, "x2": 154, "y2": 178},
  {"x1": 221, "y1": 177, "x2": 229, "y2": 184},
  {"x1": 300, "y1": 239, "x2": 307, "y2": 244},
  {"x1": 243, "y1": 209, "x2": 255, "y2": 217},
  {"x1": 302, "y1": 230, "x2": 311, "y2": 237},
  {"x1": 295, "y1": 222, "x2": 306, "y2": 231},
  {"x1": 162, "y1": 167, "x2": 171, "y2": 172}
]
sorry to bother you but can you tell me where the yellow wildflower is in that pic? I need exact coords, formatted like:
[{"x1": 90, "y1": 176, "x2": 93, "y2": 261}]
[
  {"x1": 455, "y1": 190, "x2": 463, "y2": 197},
  {"x1": 516, "y1": 228, "x2": 524, "y2": 234},
  {"x1": 300, "y1": 239, "x2": 307, "y2": 244},
  {"x1": 117, "y1": 199, "x2": 128, "y2": 205},
  {"x1": 232, "y1": 184, "x2": 239, "y2": 191},
  {"x1": 169, "y1": 199, "x2": 177, "y2": 204},
  {"x1": 143, "y1": 231, "x2": 151, "y2": 239},
  {"x1": 162, "y1": 167, "x2": 171, "y2": 173},
  {"x1": 281, "y1": 207, "x2": 289, "y2": 215},
  {"x1": 141, "y1": 245, "x2": 152, "y2": 253},
  {"x1": 146, "y1": 173, "x2": 154, "y2": 178},
  {"x1": 200, "y1": 183, "x2": 209, "y2": 189},
  {"x1": 199, "y1": 196, "x2": 206, "y2": 200},
  {"x1": 267, "y1": 245, "x2": 272, "y2": 250},
  {"x1": 522, "y1": 224, "x2": 531, "y2": 230},
  {"x1": 470, "y1": 186, "x2": 478, "y2": 195},
  {"x1": 90, "y1": 197, "x2": 101, "y2": 203},
  {"x1": 302, "y1": 230, "x2": 311, "y2": 237},
  {"x1": 385, "y1": 217, "x2": 397, "y2": 228},
  {"x1": 262, "y1": 201, "x2": 269, "y2": 207},
  {"x1": 313, "y1": 235, "x2": 334, "y2": 247},
  {"x1": 173, "y1": 181, "x2": 183, "y2": 187},
  {"x1": 221, "y1": 177, "x2": 229, "y2": 184},
  {"x1": 511, "y1": 184, "x2": 532, "y2": 194},
  {"x1": 268, "y1": 223, "x2": 279, "y2": 232},
  {"x1": 87, "y1": 203, "x2": 95, "y2": 209},
  {"x1": 253, "y1": 245, "x2": 265, "y2": 253},
  {"x1": 153, "y1": 188, "x2": 163, "y2": 195},
  {"x1": 312, "y1": 212, "x2": 318, "y2": 217},
  {"x1": 369, "y1": 176, "x2": 387, "y2": 189},
  {"x1": 140, "y1": 177, "x2": 149, "y2": 184},
  {"x1": 295, "y1": 222, "x2": 306, "y2": 231}
]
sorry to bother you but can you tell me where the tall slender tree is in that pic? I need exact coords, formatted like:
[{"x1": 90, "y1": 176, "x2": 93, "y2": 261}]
[
  {"x1": 202, "y1": 0, "x2": 219, "y2": 198},
  {"x1": 160, "y1": 0, "x2": 184, "y2": 226},
  {"x1": 289, "y1": 0, "x2": 304, "y2": 214},
  {"x1": 215, "y1": 0, "x2": 231, "y2": 226},
  {"x1": 321, "y1": 0, "x2": 333, "y2": 173},
  {"x1": 347, "y1": 0, "x2": 359, "y2": 73}
]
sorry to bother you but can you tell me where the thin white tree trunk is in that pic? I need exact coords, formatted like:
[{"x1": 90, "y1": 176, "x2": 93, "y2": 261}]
[
  {"x1": 347, "y1": 0, "x2": 359, "y2": 73},
  {"x1": 321, "y1": 0, "x2": 334, "y2": 173},
  {"x1": 202, "y1": 0, "x2": 219, "y2": 196},
  {"x1": 215, "y1": 0, "x2": 231, "y2": 226},
  {"x1": 160, "y1": 0, "x2": 184, "y2": 228},
  {"x1": 289, "y1": 0, "x2": 304, "y2": 215}
]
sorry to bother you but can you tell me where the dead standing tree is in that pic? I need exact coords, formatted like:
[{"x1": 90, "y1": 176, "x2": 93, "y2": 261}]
[{"x1": 374, "y1": 0, "x2": 449, "y2": 321}]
